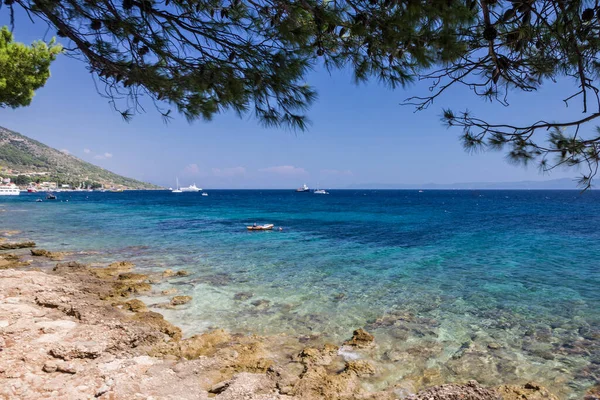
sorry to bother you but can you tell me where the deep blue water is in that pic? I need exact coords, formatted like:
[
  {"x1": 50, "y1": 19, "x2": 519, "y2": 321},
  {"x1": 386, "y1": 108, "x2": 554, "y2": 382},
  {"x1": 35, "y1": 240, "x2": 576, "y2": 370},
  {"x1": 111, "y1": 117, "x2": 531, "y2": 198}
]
[{"x1": 1, "y1": 189, "x2": 599, "y2": 397}]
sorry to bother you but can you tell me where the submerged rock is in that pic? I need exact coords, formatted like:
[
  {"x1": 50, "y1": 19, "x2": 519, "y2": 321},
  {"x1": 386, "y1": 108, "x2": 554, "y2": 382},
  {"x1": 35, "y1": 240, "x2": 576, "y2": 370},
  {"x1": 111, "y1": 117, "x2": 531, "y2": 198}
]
[
  {"x1": 233, "y1": 292, "x2": 253, "y2": 301},
  {"x1": 343, "y1": 328, "x2": 375, "y2": 348},
  {"x1": 0, "y1": 241, "x2": 35, "y2": 250},
  {"x1": 170, "y1": 295, "x2": 192, "y2": 306},
  {"x1": 30, "y1": 249, "x2": 65, "y2": 260},
  {"x1": 495, "y1": 382, "x2": 559, "y2": 400},
  {"x1": 408, "y1": 380, "x2": 500, "y2": 400},
  {"x1": 585, "y1": 385, "x2": 600, "y2": 400},
  {"x1": 162, "y1": 269, "x2": 175, "y2": 278},
  {"x1": 160, "y1": 288, "x2": 178, "y2": 295},
  {"x1": 251, "y1": 299, "x2": 271, "y2": 310}
]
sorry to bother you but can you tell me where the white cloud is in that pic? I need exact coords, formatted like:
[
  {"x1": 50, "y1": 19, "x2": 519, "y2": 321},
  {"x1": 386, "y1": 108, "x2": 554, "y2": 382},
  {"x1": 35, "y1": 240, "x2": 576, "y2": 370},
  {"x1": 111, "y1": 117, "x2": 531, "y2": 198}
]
[
  {"x1": 184, "y1": 163, "x2": 201, "y2": 175},
  {"x1": 60, "y1": 149, "x2": 70, "y2": 155},
  {"x1": 321, "y1": 169, "x2": 353, "y2": 176},
  {"x1": 212, "y1": 167, "x2": 246, "y2": 177},
  {"x1": 83, "y1": 148, "x2": 91, "y2": 154},
  {"x1": 94, "y1": 152, "x2": 113, "y2": 160},
  {"x1": 259, "y1": 165, "x2": 307, "y2": 176}
]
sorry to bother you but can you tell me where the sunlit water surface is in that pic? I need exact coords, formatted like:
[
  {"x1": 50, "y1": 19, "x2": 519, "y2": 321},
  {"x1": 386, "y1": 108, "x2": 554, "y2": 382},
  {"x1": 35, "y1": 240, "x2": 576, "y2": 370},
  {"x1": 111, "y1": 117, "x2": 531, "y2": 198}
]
[{"x1": 2, "y1": 190, "x2": 599, "y2": 398}]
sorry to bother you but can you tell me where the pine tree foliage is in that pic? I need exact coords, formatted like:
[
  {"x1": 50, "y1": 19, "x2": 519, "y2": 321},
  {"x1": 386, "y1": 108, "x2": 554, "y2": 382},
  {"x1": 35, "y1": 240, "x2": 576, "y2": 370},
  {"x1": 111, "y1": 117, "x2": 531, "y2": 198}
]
[
  {"x1": 4, "y1": 0, "x2": 600, "y2": 186},
  {"x1": 0, "y1": 26, "x2": 62, "y2": 108}
]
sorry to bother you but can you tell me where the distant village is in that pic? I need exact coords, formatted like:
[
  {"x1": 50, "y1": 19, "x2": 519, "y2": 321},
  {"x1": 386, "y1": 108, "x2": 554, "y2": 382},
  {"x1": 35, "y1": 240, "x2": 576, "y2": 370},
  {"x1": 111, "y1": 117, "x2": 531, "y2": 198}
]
[{"x1": 0, "y1": 169, "x2": 127, "y2": 192}]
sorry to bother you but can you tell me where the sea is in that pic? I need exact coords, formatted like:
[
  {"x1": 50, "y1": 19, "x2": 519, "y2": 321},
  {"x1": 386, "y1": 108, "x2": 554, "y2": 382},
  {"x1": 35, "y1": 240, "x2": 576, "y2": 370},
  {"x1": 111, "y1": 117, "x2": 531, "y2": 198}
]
[{"x1": 1, "y1": 189, "x2": 599, "y2": 398}]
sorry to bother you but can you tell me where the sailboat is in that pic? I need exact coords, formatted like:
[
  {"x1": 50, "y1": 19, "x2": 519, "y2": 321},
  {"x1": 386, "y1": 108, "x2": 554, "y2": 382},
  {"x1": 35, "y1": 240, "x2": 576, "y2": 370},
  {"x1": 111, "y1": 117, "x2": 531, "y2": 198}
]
[
  {"x1": 172, "y1": 178, "x2": 182, "y2": 193},
  {"x1": 313, "y1": 182, "x2": 329, "y2": 195}
]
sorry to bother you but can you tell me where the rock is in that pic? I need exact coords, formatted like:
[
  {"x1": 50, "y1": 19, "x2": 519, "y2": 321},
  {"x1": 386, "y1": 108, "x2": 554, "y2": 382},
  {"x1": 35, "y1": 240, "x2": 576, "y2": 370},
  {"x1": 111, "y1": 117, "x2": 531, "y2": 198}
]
[
  {"x1": 108, "y1": 261, "x2": 135, "y2": 269},
  {"x1": 42, "y1": 362, "x2": 57, "y2": 373},
  {"x1": 0, "y1": 254, "x2": 31, "y2": 269},
  {"x1": 162, "y1": 269, "x2": 175, "y2": 277},
  {"x1": 408, "y1": 380, "x2": 500, "y2": 400},
  {"x1": 30, "y1": 249, "x2": 64, "y2": 260},
  {"x1": 384, "y1": 348, "x2": 404, "y2": 362},
  {"x1": 0, "y1": 241, "x2": 35, "y2": 250},
  {"x1": 495, "y1": 382, "x2": 559, "y2": 400},
  {"x1": 132, "y1": 311, "x2": 182, "y2": 340},
  {"x1": 152, "y1": 302, "x2": 177, "y2": 310},
  {"x1": 343, "y1": 328, "x2": 374, "y2": 348},
  {"x1": 333, "y1": 293, "x2": 346, "y2": 301},
  {"x1": 178, "y1": 329, "x2": 231, "y2": 359},
  {"x1": 106, "y1": 282, "x2": 152, "y2": 299},
  {"x1": 251, "y1": 299, "x2": 270, "y2": 310},
  {"x1": 344, "y1": 360, "x2": 376, "y2": 377},
  {"x1": 161, "y1": 288, "x2": 178, "y2": 295},
  {"x1": 52, "y1": 261, "x2": 88, "y2": 273},
  {"x1": 162, "y1": 269, "x2": 188, "y2": 278},
  {"x1": 91, "y1": 261, "x2": 135, "y2": 279},
  {"x1": 117, "y1": 273, "x2": 148, "y2": 282},
  {"x1": 123, "y1": 299, "x2": 148, "y2": 312},
  {"x1": 296, "y1": 344, "x2": 339, "y2": 365},
  {"x1": 585, "y1": 385, "x2": 600, "y2": 400},
  {"x1": 488, "y1": 342, "x2": 501, "y2": 350},
  {"x1": 56, "y1": 362, "x2": 77, "y2": 374},
  {"x1": 48, "y1": 342, "x2": 105, "y2": 360},
  {"x1": 208, "y1": 380, "x2": 230, "y2": 394},
  {"x1": 170, "y1": 295, "x2": 192, "y2": 306},
  {"x1": 233, "y1": 292, "x2": 253, "y2": 301}
]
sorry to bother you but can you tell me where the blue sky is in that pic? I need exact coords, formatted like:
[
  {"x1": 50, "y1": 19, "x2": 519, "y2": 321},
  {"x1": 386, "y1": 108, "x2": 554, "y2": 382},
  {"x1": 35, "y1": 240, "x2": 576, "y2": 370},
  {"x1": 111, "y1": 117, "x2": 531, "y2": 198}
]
[{"x1": 0, "y1": 11, "x2": 586, "y2": 188}]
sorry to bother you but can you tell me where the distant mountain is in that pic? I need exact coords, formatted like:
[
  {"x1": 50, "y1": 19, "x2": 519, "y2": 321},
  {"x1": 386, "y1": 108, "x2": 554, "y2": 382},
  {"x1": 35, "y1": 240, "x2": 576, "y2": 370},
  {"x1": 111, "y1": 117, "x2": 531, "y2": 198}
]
[
  {"x1": 346, "y1": 178, "x2": 581, "y2": 190},
  {"x1": 0, "y1": 126, "x2": 160, "y2": 189}
]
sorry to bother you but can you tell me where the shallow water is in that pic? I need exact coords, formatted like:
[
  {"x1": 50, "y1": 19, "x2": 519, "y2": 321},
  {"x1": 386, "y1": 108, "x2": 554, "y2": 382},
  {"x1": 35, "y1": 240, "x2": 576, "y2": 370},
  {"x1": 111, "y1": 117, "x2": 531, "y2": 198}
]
[{"x1": 2, "y1": 190, "x2": 600, "y2": 397}]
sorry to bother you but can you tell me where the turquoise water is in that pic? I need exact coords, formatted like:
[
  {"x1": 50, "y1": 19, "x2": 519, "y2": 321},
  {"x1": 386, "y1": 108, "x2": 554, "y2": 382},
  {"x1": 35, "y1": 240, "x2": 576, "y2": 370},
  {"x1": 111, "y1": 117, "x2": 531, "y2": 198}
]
[{"x1": 2, "y1": 190, "x2": 599, "y2": 397}]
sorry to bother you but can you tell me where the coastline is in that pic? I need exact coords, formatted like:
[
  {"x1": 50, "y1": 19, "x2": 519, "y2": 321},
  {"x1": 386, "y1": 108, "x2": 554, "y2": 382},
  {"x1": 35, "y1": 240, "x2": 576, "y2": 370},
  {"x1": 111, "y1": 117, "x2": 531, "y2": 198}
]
[{"x1": 0, "y1": 234, "x2": 575, "y2": 399}]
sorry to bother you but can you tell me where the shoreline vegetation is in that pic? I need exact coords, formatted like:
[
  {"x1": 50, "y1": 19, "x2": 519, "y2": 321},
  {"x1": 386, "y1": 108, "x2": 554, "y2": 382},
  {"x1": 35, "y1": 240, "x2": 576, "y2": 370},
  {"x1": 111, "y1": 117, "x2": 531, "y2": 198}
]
[{"x1": 0, "y1": 231, "x2": 590, "y2": 399}]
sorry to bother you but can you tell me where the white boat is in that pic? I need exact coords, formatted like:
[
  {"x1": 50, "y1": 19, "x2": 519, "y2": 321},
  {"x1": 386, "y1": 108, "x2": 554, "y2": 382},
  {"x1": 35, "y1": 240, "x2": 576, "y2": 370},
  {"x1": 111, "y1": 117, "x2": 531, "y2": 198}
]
[
  {"x1": 296, "y1": 184, "x2": 310, "y2": 192},
  {"x1": 247, "y1": 224, "x2": 274, "y2": 231},
  {"x1": 180, "y1": 183, "x2": 202, "y2": 192},
  {"x1": 172, "y1": 178, "x2": 182, "y2": 193},
  {"x1": 0, "y1": 183, "x2": 20, "y2": 196},
  {"x1": 202, "y1": 192, "x2": 208, "y2": 196},
  {"x1": 314, "y1": 189, "x2": 329, "y2": 195}
]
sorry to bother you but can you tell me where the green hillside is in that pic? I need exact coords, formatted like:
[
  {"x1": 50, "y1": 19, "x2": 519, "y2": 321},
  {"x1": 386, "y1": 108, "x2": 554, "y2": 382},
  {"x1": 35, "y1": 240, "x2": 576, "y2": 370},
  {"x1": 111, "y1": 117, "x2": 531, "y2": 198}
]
[{"x1": 0, "y1": 126, "x2": 161, "y2": 189}]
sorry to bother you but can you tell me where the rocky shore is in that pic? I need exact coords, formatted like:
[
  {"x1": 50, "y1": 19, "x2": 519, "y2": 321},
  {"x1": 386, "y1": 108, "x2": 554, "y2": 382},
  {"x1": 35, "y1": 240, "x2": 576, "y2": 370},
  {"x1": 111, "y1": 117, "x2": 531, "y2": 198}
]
[{"x1": 0, "y1": 237, "x2": 588, "y2": 399}]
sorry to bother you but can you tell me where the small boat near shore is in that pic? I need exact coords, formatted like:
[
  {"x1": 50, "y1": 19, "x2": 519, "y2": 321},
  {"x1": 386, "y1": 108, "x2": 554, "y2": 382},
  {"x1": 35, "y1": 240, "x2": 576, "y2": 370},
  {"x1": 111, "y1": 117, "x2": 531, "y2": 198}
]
[
  {"x1": 46, "y1": 193, "x2": 57, "y2": 200},
  {"x1": 247, "y1": 224, "x2": 274, "y2": 231}
]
